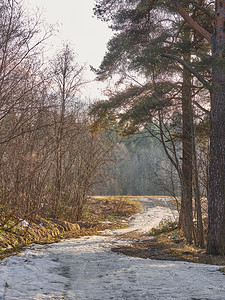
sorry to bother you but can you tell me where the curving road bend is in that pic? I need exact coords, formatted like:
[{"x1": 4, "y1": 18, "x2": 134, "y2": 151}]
[{"x1": 0, "y1": 197, "x2": 225, "y2": 299}]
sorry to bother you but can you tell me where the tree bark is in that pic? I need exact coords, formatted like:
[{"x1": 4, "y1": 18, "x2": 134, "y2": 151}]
[
  {"x1": 180, "y1": 39, "x2": 194, "y2": 244},
  {"x1": 207, "y1": 0, "x2": 225, "y2": 255},
  {"x1": 192, "y1": 123, "x2": 205, "y2": 248},
  {"x1": 168, "y1": 0, "x2": 211, "y2": 42},
  {"x1": 166, "y1": 0, "x2": 225, "y2": 255}
]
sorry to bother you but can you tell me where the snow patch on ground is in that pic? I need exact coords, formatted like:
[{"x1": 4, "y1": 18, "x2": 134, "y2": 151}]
[
  {"x1": 0, "y1": 197, "x2": 224, "y2": 299},
  {"x1": 113, "y1": 205, "x2": 178, "y2": 235},
  {"x1": 0, "y1": 245, "x2": 67, "y2": 299}
]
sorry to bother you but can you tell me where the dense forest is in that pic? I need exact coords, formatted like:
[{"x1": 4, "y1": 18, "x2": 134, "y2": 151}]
[
  {"x1": 0, "y1": 0, "x2": 225, "y2": 256},
  {"x1": 97, "y1": 133, "x2": 181, "y2": 196}
]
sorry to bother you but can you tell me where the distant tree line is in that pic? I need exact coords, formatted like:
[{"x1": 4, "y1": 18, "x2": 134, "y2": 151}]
[{"x1": 97, "y1": 132, "x2": 181, "y2": 196}]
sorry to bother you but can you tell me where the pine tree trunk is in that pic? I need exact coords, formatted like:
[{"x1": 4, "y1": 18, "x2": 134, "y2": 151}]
[
  {"x1": 207, "y1": 1, "x2": 225, "y2": 255},
  {"x1": 167, "y1": 0, "x2": 225, "y2": 255},
  {"x1": 180, "y1": 40, "x2": 194, "y2": 244},
  {"x1": 207, "y1": 0, "x2": 225, "y2": 254},
  {"x1": 192, "y1": 127, "x2": 204, "y2": 248}
]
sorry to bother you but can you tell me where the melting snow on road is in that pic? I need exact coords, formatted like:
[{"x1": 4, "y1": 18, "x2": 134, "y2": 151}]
[{"x1": 0, "y1": 197, "x2": 225, "y2": 299}]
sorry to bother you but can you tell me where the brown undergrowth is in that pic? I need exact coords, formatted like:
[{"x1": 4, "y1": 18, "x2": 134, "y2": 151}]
[
  {"x1": 112, "y1": 228, "x2": 225, "y2": 267},
  {"x1": 0, "y1": 196, "x2": 141, "y2": 260}
]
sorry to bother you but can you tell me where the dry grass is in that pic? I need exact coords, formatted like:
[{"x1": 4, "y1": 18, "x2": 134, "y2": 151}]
[
  {"x1": 112, "y1": 228, "x2": 225, "y2": 266},
  {"x1": 2, "y1": 195, "x2": 219, "y2": 268},
  {"x1": 0, "y1": 196, "x2": 140, "y2": 260}
]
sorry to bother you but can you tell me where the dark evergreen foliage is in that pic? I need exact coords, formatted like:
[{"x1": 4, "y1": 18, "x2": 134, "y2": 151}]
[{"x1": 91, "y1": 0, "x2": 213, "y2": 247}]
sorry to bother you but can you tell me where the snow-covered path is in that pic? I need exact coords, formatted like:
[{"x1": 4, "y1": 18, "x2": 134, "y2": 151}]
[{"x1": 0, "y1": 197, "x2": 225, "y2": 300}]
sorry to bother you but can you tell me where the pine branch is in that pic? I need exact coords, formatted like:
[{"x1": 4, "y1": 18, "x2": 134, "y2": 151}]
[
  {"x1": 192, "y1": 3, "x2": 214, "y2": 19},
  {"x1": 160, "y1": 53, "x2": 212, "y2": 92},
  {"x1": 135, "y1": 0, "x2": 155, "y2": 20},
  {"x1": 193, "y1": 100, "x2": 210, "y2": 114},
  {"x1": 168, "y1": 0, "x2": 211, "y2": 42}
]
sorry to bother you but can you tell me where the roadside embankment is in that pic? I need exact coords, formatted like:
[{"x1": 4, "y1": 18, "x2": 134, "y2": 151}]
[{"x1": 0, "y1": 196, "x2": 141, "y2": 259}]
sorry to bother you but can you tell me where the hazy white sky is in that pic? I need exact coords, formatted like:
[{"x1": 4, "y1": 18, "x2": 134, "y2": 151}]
[{"x1": 29, "y1": 0, "x2": 113, "y2": 99}]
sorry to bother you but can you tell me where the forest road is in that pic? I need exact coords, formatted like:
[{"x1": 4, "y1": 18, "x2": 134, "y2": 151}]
[{"x1": 0, "y1": 197, "x2": 225, "y2": 299}]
